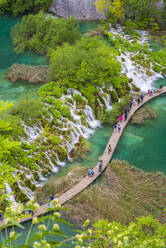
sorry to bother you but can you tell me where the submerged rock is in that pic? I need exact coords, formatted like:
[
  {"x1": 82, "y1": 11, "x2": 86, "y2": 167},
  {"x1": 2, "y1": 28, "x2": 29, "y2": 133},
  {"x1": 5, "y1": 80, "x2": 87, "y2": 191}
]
[
  {"x1": 50, "y1": 0, "x2": 106, "y2": 20},
  {"x1": 6, "y1": 64, "x2": 50, "y2": 83},
  {"x1": 131, "y1": 105, "x2": 156, "y2": 125}
]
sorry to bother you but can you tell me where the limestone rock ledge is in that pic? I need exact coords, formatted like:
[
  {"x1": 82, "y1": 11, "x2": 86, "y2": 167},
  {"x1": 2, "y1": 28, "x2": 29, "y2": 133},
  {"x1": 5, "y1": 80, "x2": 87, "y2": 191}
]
[
  {"x1": 50, "y1": 0, "x2": 106, "y2": 20},
  {"x1": 6, "y1": 64, "x2": 50, "y2": 84}
]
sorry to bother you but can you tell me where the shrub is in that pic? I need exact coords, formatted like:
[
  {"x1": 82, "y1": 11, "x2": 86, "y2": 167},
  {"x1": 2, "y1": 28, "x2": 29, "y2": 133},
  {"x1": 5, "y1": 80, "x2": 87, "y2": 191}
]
[
  {"x1": 60, "y1": 106, "x2": 71, "y2": 118},
  {"x1": 110, "y1": 90, "x2": 118, "y2": 102},
  {"x1": 73, "y1": 94, "x2": 86, "y2": 104},
  {"x1": 47, "y1": 135, "x2": 61, "y2": 145}
]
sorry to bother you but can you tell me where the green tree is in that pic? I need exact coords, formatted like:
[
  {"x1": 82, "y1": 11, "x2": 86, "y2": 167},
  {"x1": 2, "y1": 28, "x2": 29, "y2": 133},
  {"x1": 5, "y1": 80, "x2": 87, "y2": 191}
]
[
  {"x1": 0, "y1": 0, "x2": 52, "y2": 15},
  {"x1": 11, "y1": 11, "x2": 80, "y2": 55}
]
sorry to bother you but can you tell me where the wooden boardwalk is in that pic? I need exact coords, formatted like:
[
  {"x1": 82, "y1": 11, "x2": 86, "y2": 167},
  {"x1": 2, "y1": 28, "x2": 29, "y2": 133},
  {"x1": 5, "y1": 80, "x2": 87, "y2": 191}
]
[{"x1": 1, "y1": 87, "x2": 166, "y2": 226}]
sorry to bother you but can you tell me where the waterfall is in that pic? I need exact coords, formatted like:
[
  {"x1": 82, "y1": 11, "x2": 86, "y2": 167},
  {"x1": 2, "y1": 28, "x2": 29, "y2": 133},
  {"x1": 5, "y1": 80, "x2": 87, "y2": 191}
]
[
  {"x1": 5, "y1": 183, "x2": 17, "y2": 207},
  {"x1": 109, "y1": 25, "x2": 163, "y2": 92},
  {"x1": 17, "y1": 181, "x2": 34, "y2": 200},
  {"x1": 23, "y1": 123, "x2": 43, "y2": 142},
  {"x1": 45, "y1": 152, "x2": 59, "y2": 173}
]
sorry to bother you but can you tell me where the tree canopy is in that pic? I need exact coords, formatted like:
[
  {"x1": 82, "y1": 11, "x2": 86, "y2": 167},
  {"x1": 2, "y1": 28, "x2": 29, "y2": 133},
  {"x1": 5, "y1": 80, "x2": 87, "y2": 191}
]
[
  {"x1": 0, "y1": 0, "x2": 52, "y2": 15},
  {"x1": 11, "y1": 11, "x2": 81, "y2": 55}
]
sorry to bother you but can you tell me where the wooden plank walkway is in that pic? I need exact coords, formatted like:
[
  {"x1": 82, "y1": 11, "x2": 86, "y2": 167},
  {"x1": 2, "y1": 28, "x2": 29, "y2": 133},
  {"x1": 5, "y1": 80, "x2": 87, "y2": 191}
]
[{"x1": 1, "y1": 87, "x2": 166, "y2": 227}]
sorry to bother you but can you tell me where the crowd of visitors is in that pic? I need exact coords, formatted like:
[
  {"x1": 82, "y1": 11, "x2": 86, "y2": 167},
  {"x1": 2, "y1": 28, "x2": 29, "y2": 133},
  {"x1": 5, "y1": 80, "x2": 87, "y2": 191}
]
[{"x1": 87, "y1": 83, "x2": 165, "y2": 178}]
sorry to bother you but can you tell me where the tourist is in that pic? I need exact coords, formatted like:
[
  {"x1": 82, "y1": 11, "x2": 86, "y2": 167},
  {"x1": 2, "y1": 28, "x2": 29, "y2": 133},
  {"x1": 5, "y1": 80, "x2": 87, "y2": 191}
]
[
  {"x1": 108, "y1": 144, "x2": 112, "y2": 154},
  {"x1": 150, "y1": 90, "x2": 153, "y2": 96},
  {"x1": 129, "y1": 102, "x2": 132, "y2": 110},
  {"x1": 0, "y1": 213, "x2": 3, "y2": 221},
  {"x1": 140, "y1": 94, "x2": 144, "y2": 102},
  {"x1": 118, "y1": 124, "x2": 121, "y2": 132},
  {"x1": 49, "y1": 194, "x2": 55, "y2": 201},
  {"x1": 98, "y1": 160, "x2": 103, "y2": 172},
  {"x1": 160, "y1": 83, "x2": 163, "y2": 90},
  {"x1": 124, "y1": 112, "x2": 128, "y2": 121},
  {"x1": 137, "y1": 98, "x2": 140, "y2": 105},
  {"x1": 148, "y1": 89, "x2": 150, "y2": 95},
  {"x1": 91, "y1": 169, "x2": 95, "y2": 176},
  {"x1": 113, "y1": 123, "x2": 117, "y2": 132},
  {"x1": 88, "y1": 168, "x2": 92, "y2": 177},
  {"x1": 119, "y1": 115, "x2": 123, "y2": 122}
]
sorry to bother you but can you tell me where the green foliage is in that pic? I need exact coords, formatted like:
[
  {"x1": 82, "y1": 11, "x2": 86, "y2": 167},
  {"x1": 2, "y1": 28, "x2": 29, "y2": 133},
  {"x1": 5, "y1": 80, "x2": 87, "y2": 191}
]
[
  {"x1": 47, "y1": 135, "x2": 61, "y2": 145},
  {"x1": 11, "y1": 11, "x2": 80, "y2": 54},
  {"x1": 110, "y1": 90, "x2": 119, "y2": 102},
  {"x1": 48, "y1": 108, "x2": 61, "y2": 120},
  {"x1": 49, "y1": 37, "x2": 121, "y2": 85},
  {"x1": 0, "y1": 0, "x2": 53, "y2": 15},
  {"x1": 60, "y1": 106, "x2": 70, "y2": 118},
  {"x1": 0, "y1": 200, "x2": 165, "y2": 247},
  {"x1": 95, "y1": 0, "x2": 166, "y2": 29},
  {"x1": 73, "y1": 94, "x2": 86, "y2": 104},
  {"x1": 124, "y1": 19, "x2": 139, "y2": 37},
  {"x1": 10, "y1": 94, "x2": 43, "y2": 125},
  {"x1": 152, "y1": 63, "x2": 162, "y2": 73}
]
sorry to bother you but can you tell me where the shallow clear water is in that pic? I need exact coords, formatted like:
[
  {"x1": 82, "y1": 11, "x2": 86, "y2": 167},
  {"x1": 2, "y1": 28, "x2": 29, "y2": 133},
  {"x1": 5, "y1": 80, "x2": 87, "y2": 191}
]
[
  {"x1": 78, "y1": 20, "x2": 100, "y2": 34},
  {"x1": 0, "y1": 15, "x2": 47, "y2": 102}
]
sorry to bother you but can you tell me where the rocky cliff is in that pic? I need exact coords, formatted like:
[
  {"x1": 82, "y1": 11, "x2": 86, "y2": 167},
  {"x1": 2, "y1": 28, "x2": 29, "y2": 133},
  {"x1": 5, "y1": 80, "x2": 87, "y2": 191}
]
[{"x1": 50, "y1": 0, "x2": 106, "y2": 20}]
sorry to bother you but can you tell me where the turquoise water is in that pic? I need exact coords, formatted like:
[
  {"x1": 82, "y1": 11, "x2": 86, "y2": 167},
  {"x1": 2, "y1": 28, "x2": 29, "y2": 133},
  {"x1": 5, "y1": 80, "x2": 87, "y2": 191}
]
[
  {"x1": 79, "y1": 20, "x2": 100, "y2": 34},
  {"x1": 0, "y1": 15, "x2": 47, "y2": 102},
  {"x1": 1, "y1": 215, "x2": 77, "y2": 247},
  {"x1": 113, "y1": 94, "x2": 166, "y2": 174}
]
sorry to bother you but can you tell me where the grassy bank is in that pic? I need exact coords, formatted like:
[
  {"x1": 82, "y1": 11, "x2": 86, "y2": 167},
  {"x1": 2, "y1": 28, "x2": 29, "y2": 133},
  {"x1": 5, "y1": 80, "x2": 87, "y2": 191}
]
[{"x1": 61, "y1": 160, "x2": 166, "y2": 226}]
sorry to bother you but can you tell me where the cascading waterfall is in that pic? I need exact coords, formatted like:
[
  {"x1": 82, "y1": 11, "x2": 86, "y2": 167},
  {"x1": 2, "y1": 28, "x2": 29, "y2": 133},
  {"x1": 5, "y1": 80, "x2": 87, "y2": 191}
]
[
  {"x1": 23, "y1": 123, "x2": 43, "y2": 143},
  {"x1": 5, "y1": 183, "x2": 17, "y2": 207},
  {"x1": 16, "y1": 25, "x2": 161, "y2": 200},
  {"x1": 109, "y1": 24, "x2": 163, "y2": 92}
]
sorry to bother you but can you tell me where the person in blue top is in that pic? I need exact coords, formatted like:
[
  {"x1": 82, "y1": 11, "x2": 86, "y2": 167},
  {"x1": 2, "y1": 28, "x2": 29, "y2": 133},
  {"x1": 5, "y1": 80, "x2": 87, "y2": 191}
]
[
  {"x1": 99, "y1": 160, "x2": 103, "y2": 172},
  {"x1": 88, "y1": 168, "x2": 92, "y2": 177},
  {"x1": 129, "y1": 101, "x2": 132, "y2": 110},
  {"x1": 0, "y1": 213, "x2": 3, "y2": 221},
  {"x1": 124, "y1": 112, "x2": 128, "y2": 121},
  {"x1": 50, "y1": 194, "x2": 55, "y2": 201},
  {"x1": 140, "y1": 94, "x2": 144, "y2": 102},
  {"x1": 113, "y1": 123, "x2": 117, "y2": 132}
]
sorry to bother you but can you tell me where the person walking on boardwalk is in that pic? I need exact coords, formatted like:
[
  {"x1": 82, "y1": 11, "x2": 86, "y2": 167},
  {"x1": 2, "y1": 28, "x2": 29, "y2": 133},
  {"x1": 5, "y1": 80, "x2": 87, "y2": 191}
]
[
  {"x1": 113, "y1": 123, "x2": 117, "y2": 132},
  {"x1": 137, "y1": 98, "x2": 140, "y2": 105},
  {"x1": 150, "y1": 90, "x2": 153, "y2": 96},
  {"x1": 119, "y1": 115, "x2": 123, "y2": 122},
  {"x1": 124, "y1": 112, "x2": 128, "y2": 121},
  {"x1": 148, "y1": 89, "x2": 150, "y2": 95},
  {"x1": 50, "y1": 194, "x2": 55, "y2": 201},
  {"x1": 160, "y1": 83, "x2": 163, "y2": 90},
  {"x1": 140, "y1": 94, "x2": 144, "y2": 102},
  {"x1": 118, "y1": 124, "x2": 121, "y2": 132},
  {"x1": 108, "y1": 144, "x2": 111, "y2": 154},
  {"x1": 88, "y1": 168, "x2": 92, "y2": 177},
  {"x1": 129, "y1": 101, "x2": 132, "y2": 110},
  {"x1": 0, "y1": 213, "x2": 3, "y2": 221},
  {"x1": 99, "y1": 160, "x2": 103, "y2": 172}
]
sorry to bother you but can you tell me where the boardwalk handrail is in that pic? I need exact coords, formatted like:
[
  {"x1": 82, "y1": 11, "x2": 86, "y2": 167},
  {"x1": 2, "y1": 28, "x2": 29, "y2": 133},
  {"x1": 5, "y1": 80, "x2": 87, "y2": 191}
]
[{"x1": 1, "y1": 87, "x2": 166, "y2": 226}]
